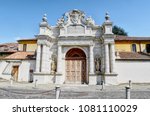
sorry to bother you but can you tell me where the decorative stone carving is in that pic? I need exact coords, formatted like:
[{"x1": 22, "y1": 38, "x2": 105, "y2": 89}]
[
  {"x1": 57, "y1": 9, "x2": 96, "y2": 27},
  {"x1": 95, "y1": 57, "x2": 101, "y2": 73},
  {"x1": 51, "y1": 57, "x2": 57, "y2": 74},
  {"x1": 86, "y1": 16, "x2": 95, "y2": 26},
  {"x1": 70, "y1": 11, "x2": 80, "y2": 24},
  {"x1": 57, "y1": 17, "x2": 64, "y2": 27}
]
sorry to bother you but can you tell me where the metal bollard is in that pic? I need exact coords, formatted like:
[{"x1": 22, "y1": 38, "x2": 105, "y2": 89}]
[
  {"x1": 129, "y1": 80, "x2": 132, "y2": 88},
  {"x1": 34, "y1": 79, "x2": 38, "y2": 88},
  {"x1": 101, "y1": 80, "x2": 105, "y2": 90},
  {"x1": 125, "y1": 86, "x2": 131, "y2": 99},
  {"x1": 55, "y1": 86, "x2": 61, "y2": 99}
]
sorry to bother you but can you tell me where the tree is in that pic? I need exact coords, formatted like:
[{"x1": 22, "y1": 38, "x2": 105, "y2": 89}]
[{"x1": 112, "y1": 25, "x2": 128, "y2": 36}]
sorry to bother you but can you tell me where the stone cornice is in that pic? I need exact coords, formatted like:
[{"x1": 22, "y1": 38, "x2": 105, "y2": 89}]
[
  {"x1": 36, "y1": 35, "x2": 52, "y2": 40},
  {"x1": 102, "y1": 34, "x2": 114, "y2": 39},
  {"x1": 36, "y1": 35, "x2": 52, "y2": 46},
  {"x1": 58, "y1": 36, "x2": 95, "y2": 40},
  {"x1": 57, "y1": 40, "x2": 93, "y2": 46}
]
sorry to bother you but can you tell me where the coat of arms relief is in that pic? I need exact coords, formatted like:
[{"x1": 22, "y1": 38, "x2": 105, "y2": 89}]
[{"x1": 57, "y1": 9, "x2": 95, "y2": 27}]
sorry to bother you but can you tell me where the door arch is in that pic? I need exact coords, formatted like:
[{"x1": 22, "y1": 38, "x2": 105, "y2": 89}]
[{"x1": 65, "y1": 48, "x2": 86, "y2": 84}]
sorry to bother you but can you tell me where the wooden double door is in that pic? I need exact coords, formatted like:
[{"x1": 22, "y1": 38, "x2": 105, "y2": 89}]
[
  {"x1": 65, "y1": 48, "x2": 87, "y2": 84},
  {"x1": 65, "y1": 59, "x2": 86, "y2": 84}
]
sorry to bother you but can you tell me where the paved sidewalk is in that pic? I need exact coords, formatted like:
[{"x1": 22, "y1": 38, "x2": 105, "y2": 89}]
[{"x1": 0, "y1": 79, "x2": 150, "y2": 99}]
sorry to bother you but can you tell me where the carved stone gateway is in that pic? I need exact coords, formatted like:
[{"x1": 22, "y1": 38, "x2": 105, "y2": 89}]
[{"x1": 33, "y1": 9, "x2": 117, "y2": 85}]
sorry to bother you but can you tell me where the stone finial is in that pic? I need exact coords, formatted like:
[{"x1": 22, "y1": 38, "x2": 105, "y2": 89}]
[
  {"x1": 105, "y1": 12, "x2": 110, "y2": 21},
  {"x1": 42, "y1": 14, "x2": 48, "y2": 22},
  {"x1": 86, "y1": 16, "x2": 95, "y2": 26}
]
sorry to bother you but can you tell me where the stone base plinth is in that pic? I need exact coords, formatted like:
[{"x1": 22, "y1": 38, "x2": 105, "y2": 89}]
[
  {"x1": 89, "y1": 74, "x2": 97, "y2": 85},
  {"x1": 55, "y1": 73, "x2": 63, "y2": 84},
  {"x1": 33, "y1": 72, "x2": 55, "y2": 84},
  {"x1": 104, "y1": 73, "x2": 118, "y2": 85}
]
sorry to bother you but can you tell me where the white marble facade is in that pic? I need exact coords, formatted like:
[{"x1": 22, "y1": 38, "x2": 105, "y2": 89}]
[{"x1": 33, "y1": 10, "x2": 117, "y2": 85}]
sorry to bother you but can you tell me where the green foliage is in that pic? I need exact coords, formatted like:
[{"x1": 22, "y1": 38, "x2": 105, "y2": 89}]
[{"x1": 113, "y1": 25, "x2": 128, "y2": 36}]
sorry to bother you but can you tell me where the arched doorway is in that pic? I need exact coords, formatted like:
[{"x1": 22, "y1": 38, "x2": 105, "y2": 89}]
[{"x1": 65, "y1": 48, "x2": 86, "y2": 84}]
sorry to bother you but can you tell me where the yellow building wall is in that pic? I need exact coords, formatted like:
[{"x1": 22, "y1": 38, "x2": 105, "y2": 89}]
[
  {"x1": 18, "y1": 40, "x2": 37, "y2": 44},
  {"x1": 18, "y1": 39, "x2": 150, "y2": 53},
  {"x1": 26, "y1": 44, "x2": 37, "y2": 52},
  {"x1": 18, "y1": 44, "x2": 23, "y2": 51},
  {"x1": 115, "y1": 43, "x2": 132, "y2": 52},
  {"x1": 115, "y1": 41, "x2": 150, "y2": 52},
  {"x1": 18, "y1": 40, "x2": 37, "y2": 52},
  {"x1": 140, "y1": 41, "x2": 150, "y2": 52},
  {"x1": 18, "y1": 44, "x2": 37, "y2": 52}
]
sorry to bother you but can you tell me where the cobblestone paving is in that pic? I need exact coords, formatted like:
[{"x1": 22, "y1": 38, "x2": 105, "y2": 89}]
[{"x1": 0, "y1": 79, "x2": 150, "y2": 99}]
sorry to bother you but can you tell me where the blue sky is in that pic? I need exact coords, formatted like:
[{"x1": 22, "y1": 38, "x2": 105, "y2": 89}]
[{"x1": 0, "y1": 0, "x2": 150, "y2": 43}]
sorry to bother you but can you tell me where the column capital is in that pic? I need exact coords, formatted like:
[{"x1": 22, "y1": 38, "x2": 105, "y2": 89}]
[
  {"x1": 90, "y1": 44, "x2": 94, "y2": 46},
  {"x1": 58, "y1": 45, "x2": 62, "y2": 47},
  {"x1": 110, "y1": 42, "x2": 115, "y2": 45},
  {"x1": 89, "y1": 45, "x2": 94, "y2": 49},
  {"x1": 37, "y1": 39, "x2": 51, "y2": 47},
  {"x1": 104, "y1": 43, "x2": 109, "y2": 45}
]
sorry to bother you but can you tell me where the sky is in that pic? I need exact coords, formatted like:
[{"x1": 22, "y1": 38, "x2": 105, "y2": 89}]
[{"x1": 0, "y1": 0, "x2": 150, "y2": 43}]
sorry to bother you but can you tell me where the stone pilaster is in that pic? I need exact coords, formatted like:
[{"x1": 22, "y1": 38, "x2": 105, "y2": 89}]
[
  {"x1": 110, "y1": 43, "x2": 115, "y2": 73},
  {"x1": 41, "y1": 45, "x2": 47, "y2": 72},
  {"x1": 45, "y1": 46, "x2": 50, "y2": 72},
  {"x1": 105, "y1": 43, "x2": 110, "y2": 74},
  {"x1": 35, "y1": 45, "x2": 41, "y2": 72},
  {"x1": 89, "y1": 45, "x2": 94, "y2": 74},
  {"x1": 57, "y1": 45, "x2": 62, "y2": 74}
]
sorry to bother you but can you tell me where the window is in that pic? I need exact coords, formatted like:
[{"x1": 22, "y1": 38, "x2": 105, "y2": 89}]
[
  {"x1": 23, "y1": 44, "x2": 27, "y2": 51},
  {"x1": 132, "y1": 44, "x2": 137, "y2": 52},
  {"x1": 146, "y1": 44, "x2": 150, "y2": 53}
]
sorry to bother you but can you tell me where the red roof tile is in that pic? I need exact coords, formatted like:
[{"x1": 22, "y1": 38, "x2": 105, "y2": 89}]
[
  {"x1": 4, "y1": 52, "x2": 35, "y2": 60},
  {"x1": 0, "y1": 43, "x2": 18, "y2": 52},
  {"x1": 117, "y1": 52, "x2": 150, "y2": 60}
]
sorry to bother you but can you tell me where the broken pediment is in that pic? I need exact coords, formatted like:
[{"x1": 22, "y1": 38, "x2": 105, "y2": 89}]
[
  {"x1": 57, "y1": 9, "x2": 100, "y2": 36},
  {"x1": 57, "y1": 9, "x2": 95, "y2": 27}
]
